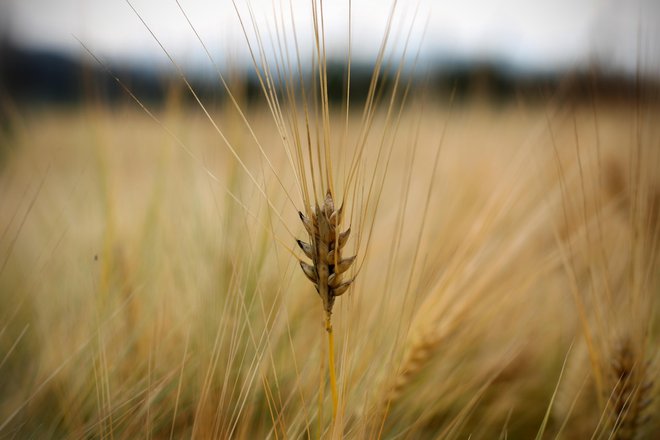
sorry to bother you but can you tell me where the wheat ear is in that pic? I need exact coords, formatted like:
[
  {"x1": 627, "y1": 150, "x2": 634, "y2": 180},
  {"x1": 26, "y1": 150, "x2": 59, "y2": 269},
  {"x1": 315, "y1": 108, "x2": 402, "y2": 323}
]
[
  {"x1": 608, "y1": 339, "x2": 654, "y2": 440},
  {"x1": 298, "y1": 190, "x2": 355, "y2": 421}
]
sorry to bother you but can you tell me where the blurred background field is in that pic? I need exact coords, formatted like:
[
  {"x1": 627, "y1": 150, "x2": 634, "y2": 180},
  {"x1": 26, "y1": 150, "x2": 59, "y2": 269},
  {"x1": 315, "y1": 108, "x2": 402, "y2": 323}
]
[
  {"x1": 1, "y1": 98, "x2": 658, "y2": 438},
  {"x1": 1, "y1": 1, "x2": 659, "y2": 438}
]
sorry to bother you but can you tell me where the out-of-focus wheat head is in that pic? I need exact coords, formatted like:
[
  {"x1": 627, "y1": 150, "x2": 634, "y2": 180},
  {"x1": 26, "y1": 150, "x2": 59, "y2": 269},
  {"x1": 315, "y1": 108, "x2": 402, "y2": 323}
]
[
  {"x1": 607, "y1": 337, "x2": 654, "y2": 440},
  {"x1": 548, "y1": 102, "x2": 660, "y2": 439}
]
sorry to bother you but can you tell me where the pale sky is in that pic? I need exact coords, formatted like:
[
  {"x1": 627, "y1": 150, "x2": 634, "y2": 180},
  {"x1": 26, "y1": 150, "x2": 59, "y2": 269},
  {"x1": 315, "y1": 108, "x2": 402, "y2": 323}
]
[{"x1": 2, "y1": 0, "x2": 659, "y2": 77}]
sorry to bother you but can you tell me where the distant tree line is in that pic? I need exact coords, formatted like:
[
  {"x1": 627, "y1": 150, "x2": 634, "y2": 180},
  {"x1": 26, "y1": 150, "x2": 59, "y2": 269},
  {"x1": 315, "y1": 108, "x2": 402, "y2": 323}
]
[{"x1": 1, "y1": 39, "x2": 658, "y2": 108}]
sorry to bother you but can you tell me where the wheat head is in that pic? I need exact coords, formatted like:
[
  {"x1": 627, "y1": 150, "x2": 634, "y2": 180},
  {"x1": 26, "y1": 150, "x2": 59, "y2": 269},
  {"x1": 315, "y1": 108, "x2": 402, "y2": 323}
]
[{"x1": 297, "y1": 190, "x2": 355, "y2": 320}]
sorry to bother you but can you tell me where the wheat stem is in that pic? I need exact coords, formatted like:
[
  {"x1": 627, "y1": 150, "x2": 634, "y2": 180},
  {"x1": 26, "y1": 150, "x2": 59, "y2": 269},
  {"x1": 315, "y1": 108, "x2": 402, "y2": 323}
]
[
  {"x1": 326, "y1": 316, "x2": 338, "y2": 422},
  {"x1": 318, "y1": 350, "x2": 325, "y2": 436}
]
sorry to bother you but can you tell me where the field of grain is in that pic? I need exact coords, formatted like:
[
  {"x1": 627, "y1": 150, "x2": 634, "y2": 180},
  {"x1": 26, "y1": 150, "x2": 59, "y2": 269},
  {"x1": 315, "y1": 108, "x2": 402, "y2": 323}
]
[{"x1": 0, "y1": 92, "x2": 657, "y2": 439}]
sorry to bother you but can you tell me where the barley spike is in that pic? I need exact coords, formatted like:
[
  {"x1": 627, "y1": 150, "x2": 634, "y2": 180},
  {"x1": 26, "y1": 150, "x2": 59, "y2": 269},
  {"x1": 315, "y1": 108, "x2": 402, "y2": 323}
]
[{"x1": 297, "y1": 190, "x2": 355, "y2": 316}]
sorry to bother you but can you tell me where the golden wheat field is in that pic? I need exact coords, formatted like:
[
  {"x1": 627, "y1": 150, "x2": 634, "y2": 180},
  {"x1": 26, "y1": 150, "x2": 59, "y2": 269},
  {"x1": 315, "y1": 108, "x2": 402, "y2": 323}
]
[
  {"x1": 0, "y1": 96, "x2": 658, "y2": 439},
  {"x1": 1, "y1": 1, "x2": 660, "y2": 438}
]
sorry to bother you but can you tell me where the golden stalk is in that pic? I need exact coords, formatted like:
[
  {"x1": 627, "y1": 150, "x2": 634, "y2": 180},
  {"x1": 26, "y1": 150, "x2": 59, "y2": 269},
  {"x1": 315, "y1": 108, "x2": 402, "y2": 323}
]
[{"x1": 298, "y1": 190, "x2": 355, "y2": 423}]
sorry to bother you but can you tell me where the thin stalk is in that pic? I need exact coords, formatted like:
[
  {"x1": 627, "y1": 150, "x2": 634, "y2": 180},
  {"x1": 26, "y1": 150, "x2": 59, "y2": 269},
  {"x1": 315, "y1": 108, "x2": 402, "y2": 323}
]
[
  {"x1": 325, "y1": 315, "x2": 338, "y2": 422},
  {"x1": 318, "y1": 336, "x2": 325, "y2": 435}
]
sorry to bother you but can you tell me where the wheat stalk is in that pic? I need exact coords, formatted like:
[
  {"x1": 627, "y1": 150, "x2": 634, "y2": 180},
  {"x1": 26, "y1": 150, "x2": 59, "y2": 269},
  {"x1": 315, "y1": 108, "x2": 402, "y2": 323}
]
[{"x1": 297, "y1": 189, "x2": 355, "y2": 421}]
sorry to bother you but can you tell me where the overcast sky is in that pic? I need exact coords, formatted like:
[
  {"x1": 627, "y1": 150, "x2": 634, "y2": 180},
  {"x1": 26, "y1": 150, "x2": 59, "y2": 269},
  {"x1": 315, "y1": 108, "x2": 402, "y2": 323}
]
[{"x1": 2, "y1": 0, "x2": 659, "y2": 76}]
